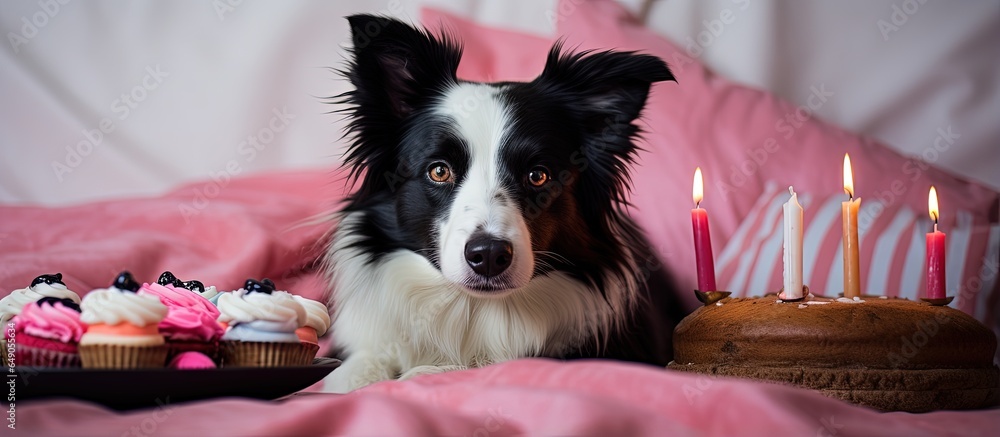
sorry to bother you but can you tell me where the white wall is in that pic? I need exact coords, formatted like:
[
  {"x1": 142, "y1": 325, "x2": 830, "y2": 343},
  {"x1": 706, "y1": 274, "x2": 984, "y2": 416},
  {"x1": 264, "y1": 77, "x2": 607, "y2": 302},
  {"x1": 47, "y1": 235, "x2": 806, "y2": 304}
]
[
  {"x1": 635, "y1": 0, "x2": 1000, "y2": 192},
  {"x1": 1, "y1": 0, "x2": 997, "y2": 205}
]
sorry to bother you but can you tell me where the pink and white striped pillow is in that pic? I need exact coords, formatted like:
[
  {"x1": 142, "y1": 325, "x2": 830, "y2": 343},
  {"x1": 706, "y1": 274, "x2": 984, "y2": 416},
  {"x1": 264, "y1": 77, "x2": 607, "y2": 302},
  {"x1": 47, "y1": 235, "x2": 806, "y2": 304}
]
[{"x1": 718, "y1": 183, "x2": 999, "y2": 322}]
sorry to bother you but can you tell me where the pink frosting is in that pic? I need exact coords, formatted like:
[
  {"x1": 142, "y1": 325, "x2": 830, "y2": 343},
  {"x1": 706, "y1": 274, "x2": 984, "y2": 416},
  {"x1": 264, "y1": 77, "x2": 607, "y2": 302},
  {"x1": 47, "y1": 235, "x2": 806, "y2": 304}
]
[
  {"x1": 138, "y1": 283, "x2": 220, "y2": 318},
  {"x1": 13, "y1": 301, "x2": 86, "y2": 343},
  {"x1": 158, "y1": 307, "x2": 223, "y2": 342}
]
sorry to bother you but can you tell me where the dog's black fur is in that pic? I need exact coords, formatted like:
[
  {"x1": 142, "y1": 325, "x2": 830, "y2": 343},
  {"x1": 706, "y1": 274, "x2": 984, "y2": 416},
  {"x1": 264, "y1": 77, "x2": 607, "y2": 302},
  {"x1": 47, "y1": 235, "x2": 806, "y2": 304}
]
[{"x1": 327, "y1": 15, "x2": 686, "y2": 379}]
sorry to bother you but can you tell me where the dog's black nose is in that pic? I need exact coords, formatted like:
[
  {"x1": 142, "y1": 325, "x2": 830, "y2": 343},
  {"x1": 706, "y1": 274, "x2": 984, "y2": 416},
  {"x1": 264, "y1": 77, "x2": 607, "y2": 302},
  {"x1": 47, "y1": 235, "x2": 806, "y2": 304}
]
[{"x1": 464, "y1": 235, "x2": 513, "y2": 278}]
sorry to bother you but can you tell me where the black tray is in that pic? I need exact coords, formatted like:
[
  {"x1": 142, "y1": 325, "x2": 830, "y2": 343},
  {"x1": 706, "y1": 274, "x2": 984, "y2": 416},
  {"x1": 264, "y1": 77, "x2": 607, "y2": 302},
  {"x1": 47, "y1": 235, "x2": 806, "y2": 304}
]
[{"x1": 15, "y1": 358, "x2": 341, "y2": 410}]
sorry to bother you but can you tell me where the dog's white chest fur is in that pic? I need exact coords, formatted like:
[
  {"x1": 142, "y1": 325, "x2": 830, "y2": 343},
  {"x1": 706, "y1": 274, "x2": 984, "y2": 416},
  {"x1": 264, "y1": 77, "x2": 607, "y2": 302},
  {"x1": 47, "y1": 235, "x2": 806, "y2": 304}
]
[{"x1": 323, "y1": 212, "x2": 629, "y2": 392}]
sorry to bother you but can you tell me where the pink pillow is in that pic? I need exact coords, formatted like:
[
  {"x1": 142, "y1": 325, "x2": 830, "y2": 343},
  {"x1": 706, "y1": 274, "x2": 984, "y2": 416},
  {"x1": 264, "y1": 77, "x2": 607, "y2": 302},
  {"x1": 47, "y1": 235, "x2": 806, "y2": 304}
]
[
  {"x1": 421, "y1": 3, "x2": 999, "y2": 324},
  {"x1": 425, "y1": 12, "x2": 549, "y2": 83}
]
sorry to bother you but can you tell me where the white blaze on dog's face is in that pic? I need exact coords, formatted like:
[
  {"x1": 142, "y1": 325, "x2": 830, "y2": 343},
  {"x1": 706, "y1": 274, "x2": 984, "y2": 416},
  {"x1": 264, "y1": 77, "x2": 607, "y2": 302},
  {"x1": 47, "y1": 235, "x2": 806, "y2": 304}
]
[{"x1": 434, "y1": 84, "x2": 534, "y2": 295}]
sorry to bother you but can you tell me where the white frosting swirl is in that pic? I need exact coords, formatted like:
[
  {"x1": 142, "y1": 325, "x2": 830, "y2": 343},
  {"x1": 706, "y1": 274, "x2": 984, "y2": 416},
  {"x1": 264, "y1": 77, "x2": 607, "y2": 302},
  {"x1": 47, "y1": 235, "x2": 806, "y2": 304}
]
[
  {"x1": 0, "y1": 282, "x2": 81, "y2": 325},
  {"x1": 292, "y1": 295, "x2": 331, "y2": 335},
  {"x1": 80, "y1": 288, "x2": 168, "y2": 327},
  {"x1": 217, "y1": 289, "x2": 306, "y2": 332}
]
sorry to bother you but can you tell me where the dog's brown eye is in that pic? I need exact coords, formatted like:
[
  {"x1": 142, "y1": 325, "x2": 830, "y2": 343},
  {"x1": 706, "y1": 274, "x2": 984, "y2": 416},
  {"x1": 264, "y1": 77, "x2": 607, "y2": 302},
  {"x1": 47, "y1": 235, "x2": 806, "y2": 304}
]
[
  {"x1": 527, "y1": 167, "x2": 549, "y2": 187},
  {"x1": 428, "y1": 163, "x2": 453, "y2": 183}
]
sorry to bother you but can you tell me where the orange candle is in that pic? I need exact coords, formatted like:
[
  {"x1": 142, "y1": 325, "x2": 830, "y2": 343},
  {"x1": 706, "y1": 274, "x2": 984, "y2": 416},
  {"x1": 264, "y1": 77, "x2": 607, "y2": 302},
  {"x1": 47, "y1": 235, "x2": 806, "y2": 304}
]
[
  {"x1": 926, "y1": 186, "x2": 947, "y2": 299},
  {"x1": 692, "y1": 168, "x2": 717, "y2": 291},
  {"x1": 841, "y1": 154, "x2": 862, "y2": 298}
]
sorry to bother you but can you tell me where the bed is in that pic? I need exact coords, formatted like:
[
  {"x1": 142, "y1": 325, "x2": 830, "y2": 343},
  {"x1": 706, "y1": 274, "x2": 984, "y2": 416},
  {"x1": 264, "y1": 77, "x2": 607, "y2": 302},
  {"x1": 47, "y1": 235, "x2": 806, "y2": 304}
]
[
  {"x1": 4, "y1": 167, "x2": 998, "y2": 435},
  {"x1": 18, "y1": 359, "x2": 1000, "y2": 436},
  {"x1": 3, "y1": 1, "x2": 999, "y2": 435}
]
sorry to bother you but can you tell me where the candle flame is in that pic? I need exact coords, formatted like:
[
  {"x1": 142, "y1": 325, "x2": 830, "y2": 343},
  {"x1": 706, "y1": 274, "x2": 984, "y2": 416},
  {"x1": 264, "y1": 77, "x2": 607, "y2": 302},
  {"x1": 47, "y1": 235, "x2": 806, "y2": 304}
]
[
  {"x1": 928, "y1": 186, "x2": 939, "y2": 223},
  {"x1": 693, "y1": 167, "x2": 704, "y2": 207},
  {"x1": 843, "y1": 153, "x2": 854, "y2": 199}
]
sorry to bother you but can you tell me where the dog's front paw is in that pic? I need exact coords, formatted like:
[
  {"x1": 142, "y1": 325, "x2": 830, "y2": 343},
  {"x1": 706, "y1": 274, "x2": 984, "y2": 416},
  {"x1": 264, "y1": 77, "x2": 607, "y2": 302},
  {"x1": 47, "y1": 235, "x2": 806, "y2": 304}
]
[
  {"x1": 323, "y1": 352, "x2": 397, "y2": 393},
  {"x1": 398, "y1": 364, "x2": 467, "y2": 381}
]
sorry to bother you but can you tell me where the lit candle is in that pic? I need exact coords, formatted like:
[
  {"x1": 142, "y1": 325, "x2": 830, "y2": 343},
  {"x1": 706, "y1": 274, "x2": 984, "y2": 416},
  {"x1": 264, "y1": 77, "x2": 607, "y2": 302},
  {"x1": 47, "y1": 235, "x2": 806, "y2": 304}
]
[
  {"x1": 926, "y1": 186, "x2": 947, "y2": 299},
  {"x1": 841, "y1": 154, "x2": 862, "y2": 299},
  {"x1": 692, "y1": 168, "x2": 717, "y2": 291},
  {"x1": 782, "y1": 187, "x2": 804, "y2": 300}
]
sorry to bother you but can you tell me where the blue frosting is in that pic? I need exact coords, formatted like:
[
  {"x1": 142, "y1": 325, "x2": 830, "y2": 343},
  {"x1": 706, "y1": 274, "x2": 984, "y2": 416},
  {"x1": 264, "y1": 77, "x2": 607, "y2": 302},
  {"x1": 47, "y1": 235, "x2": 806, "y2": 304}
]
[{"x1": 222, "y1": 321, "x2": 299, "y2": 343}]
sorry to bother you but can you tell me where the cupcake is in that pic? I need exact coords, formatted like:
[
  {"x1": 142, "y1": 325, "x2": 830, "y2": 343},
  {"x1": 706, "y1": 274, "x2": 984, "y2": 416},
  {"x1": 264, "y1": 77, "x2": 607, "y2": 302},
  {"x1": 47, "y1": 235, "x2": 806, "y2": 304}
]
[
  {"x1": 79, "y1": 273, "x2": 169, "y2": 369},
  {"x1": 218, "y1": 279, "x2": 310, "y2": 367},
  {"x1": 12, "y1": 297, "x2": 86, "y2": 367},
  {"x1": 291, "y1": 294, "x2": 330, "y2": 361},
  {"x1": 1, "y1": 273, "x2": 80, "y2": 353},
  {"x1": 139, "y1": 272, "x2": 223, "y2": 361},
  {"x1": 156, "y1": 306, "x2": 223, "y2": 362}
]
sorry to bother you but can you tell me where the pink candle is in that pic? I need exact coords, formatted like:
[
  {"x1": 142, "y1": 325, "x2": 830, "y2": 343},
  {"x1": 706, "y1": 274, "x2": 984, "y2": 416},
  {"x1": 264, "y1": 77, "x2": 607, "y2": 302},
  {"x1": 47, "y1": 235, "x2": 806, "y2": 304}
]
[
  {"x1": 692, "y1": 168, "x2": 717, "y2": 291},
  {"x1": 926, "y1": 186, "x2": 947, "y2": 299}
]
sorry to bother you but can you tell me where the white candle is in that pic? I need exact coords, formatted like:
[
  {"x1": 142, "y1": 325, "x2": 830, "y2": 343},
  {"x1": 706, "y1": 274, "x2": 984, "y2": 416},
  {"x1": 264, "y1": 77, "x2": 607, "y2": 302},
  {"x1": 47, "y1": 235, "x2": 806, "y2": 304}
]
[{"x1": 782, "y1": 186, "x2": 804, "y2": 299}]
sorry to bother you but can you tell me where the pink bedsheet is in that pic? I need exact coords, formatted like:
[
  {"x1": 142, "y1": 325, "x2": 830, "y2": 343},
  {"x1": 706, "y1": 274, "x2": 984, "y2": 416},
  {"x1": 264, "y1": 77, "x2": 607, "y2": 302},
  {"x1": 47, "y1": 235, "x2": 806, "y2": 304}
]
[
  {"x1": 16, "y1": 359, "x2": 1000, "y2": 436},
  {"x1": 0, "y1": 169, "x2": 340, "y2": 299},
  {"x1": 3, "y1": 170, "x2": 998, "y2": 435}
]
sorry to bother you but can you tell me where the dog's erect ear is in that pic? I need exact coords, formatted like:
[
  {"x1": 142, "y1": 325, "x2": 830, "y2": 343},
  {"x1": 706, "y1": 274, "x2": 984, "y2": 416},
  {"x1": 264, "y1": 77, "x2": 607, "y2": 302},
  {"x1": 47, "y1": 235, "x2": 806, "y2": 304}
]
[
  {"x1": 338, "y1": 16, "x2": 462, "y2": 198},
  {"x1": 345, "y1": 15, "x2": 462, "y2": 119},
  {"x1": 535, "y1": 43, "x2": 674, "y2": 131},
  {"x1": 534, "y1": 45, "x2": 674, "y2": 208}
]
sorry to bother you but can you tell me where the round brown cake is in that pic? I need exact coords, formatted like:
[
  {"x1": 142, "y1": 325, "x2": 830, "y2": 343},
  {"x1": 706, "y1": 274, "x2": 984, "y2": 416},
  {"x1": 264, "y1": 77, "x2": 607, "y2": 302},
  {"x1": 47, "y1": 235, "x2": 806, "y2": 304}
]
[{"x1": 667, "y1": 295, "x2": 999, "y2": 412}]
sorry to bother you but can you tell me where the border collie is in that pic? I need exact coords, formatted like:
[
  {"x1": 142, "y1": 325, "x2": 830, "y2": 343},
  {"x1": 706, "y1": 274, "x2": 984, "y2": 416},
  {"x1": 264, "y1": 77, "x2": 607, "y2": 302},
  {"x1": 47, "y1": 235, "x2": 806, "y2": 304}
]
[{"x1": 324, "y1": 15, "x2": 681, "y2": 392}]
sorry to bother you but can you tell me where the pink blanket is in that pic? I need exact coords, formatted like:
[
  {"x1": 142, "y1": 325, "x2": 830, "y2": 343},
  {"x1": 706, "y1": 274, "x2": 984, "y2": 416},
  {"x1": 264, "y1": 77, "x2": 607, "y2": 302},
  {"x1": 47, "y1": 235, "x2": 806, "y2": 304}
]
[
  {"x1": 0, "y1": 169, "x2": 340, "y2": 299},
  {"x1": 17, "y1": 359, "x2": 1000, "y2": 436},
  {"x1": 4, "y1": 170, "x2": 998, "y2": 435}
]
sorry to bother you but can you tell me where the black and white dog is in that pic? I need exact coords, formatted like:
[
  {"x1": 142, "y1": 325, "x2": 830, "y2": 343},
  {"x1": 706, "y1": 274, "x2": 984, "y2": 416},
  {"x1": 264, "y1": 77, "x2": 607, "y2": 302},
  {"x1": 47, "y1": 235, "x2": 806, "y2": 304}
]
[{"x1": 324, "y1": 15, "x2": 682, "y2": 392}]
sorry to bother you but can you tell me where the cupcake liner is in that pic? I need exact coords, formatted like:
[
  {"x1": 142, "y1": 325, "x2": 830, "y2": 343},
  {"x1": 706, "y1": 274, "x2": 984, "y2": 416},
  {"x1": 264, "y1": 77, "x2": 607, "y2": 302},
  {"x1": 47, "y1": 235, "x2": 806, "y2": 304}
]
[
  {"x1": 79, "y1": 344, "x2": 168, "y2": 369},
  {"x1": 14, "y1": 344, "x2": 81, "y2": 368},
  {"x1": 165, "y1": 341, "x2": 219, "y2": 364},
  {"x1": 300, "y1": 341, "x2": 320, "y2": 362},
  {"x1": 221, "y1": 341, "x2": 318, "y2": 367},
  {"x1": 19, "y1": 333, "x2": 78, "y2": 354}
]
